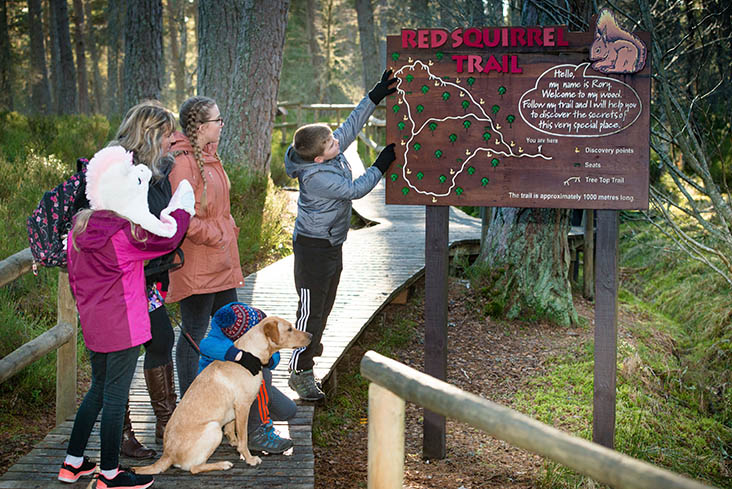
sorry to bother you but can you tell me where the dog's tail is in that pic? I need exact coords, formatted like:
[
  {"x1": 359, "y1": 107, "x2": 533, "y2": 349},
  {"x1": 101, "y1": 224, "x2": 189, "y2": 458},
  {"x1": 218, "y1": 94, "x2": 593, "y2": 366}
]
[{"x1": 133, "y1": 453, "x2": 173, "y2": 475}]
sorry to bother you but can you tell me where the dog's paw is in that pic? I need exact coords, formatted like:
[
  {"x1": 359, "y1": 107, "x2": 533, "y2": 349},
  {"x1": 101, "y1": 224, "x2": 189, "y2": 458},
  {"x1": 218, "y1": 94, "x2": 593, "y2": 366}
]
[
  {"x1": 240, "y1": 453, "x2": 262, "y2": 466},
  {"x1": 222, "y1": 461, "x2": 234, "y2": 470}
]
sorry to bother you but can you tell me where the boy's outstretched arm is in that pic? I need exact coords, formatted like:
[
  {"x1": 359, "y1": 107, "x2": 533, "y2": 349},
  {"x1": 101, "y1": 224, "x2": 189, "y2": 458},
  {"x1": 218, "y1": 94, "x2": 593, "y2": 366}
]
[{"x1": 334, "y1": 69, "x2": 398, "y2": 151}]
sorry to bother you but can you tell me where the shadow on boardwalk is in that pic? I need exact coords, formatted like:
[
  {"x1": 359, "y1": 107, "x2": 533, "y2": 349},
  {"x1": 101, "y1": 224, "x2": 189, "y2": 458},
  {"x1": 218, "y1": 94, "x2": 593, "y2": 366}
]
[{"x1": 0, "y1": 143, "x2": 480, "y2": 489}]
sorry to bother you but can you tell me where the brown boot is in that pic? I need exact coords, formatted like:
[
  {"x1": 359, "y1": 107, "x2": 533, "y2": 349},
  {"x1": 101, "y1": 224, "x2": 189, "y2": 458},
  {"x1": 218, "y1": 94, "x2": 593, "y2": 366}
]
[
  {"x1": 120, "y1": 402, "x2": 156, "y2": 458},
  {"x1": 144, "y1": 362, "x2": 177, "y2": 443}
]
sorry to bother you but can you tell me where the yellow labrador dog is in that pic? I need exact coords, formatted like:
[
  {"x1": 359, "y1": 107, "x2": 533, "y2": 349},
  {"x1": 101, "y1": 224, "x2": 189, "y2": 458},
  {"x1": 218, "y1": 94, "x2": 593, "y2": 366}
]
[{"x1": 134, "y1": 317, "x2": 311, "y2": 474}]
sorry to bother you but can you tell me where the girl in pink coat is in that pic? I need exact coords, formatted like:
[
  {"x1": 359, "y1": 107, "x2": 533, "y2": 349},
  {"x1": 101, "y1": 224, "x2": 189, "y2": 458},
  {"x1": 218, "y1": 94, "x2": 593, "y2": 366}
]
[{"x1": 57, "y1": 146, "x2": 194, "y2": 489}]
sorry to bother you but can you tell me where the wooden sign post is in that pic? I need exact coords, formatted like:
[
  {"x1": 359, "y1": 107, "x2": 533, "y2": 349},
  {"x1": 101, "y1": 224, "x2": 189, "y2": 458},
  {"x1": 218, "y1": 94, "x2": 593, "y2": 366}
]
[{"x1": 386, "y1": 11, "x2": 650, "y2": 456}]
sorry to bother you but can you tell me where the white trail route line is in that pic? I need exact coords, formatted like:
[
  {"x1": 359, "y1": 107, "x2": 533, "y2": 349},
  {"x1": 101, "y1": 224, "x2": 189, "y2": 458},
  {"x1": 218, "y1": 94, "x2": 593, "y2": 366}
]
[{"x1": 394, "y1": 60, "x2": 550, "y2": 199}]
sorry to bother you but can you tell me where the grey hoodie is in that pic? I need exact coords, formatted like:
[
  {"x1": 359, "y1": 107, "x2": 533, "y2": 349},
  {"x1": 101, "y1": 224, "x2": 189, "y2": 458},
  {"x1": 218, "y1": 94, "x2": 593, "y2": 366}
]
[{"x1": 285, "y1": 96, "x2": 383, "y2": 246}]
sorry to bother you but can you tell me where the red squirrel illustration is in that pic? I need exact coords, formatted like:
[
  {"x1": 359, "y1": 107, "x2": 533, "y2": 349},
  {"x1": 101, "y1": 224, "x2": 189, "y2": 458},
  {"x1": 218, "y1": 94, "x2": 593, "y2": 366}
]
[{"x1": 590, "y1": 9, "x2": 647, "y2": 74}]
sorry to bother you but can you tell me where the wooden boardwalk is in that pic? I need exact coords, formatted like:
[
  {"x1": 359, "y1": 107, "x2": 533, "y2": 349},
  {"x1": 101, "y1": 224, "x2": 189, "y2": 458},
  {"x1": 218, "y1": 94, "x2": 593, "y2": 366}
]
[{"x1": 0, "y1": 144, "x2": 480, "y2": 488}]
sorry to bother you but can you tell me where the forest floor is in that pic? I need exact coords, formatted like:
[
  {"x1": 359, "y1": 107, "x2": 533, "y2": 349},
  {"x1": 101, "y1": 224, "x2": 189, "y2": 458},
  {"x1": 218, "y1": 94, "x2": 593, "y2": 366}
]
[{"x1": 313, "y1": 277, "x2": 608, "y2": 489}]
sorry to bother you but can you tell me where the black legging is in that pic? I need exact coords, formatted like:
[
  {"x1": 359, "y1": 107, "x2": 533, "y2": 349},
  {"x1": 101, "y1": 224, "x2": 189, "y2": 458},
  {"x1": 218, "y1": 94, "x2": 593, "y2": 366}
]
[{"x1": 143, "y1": 306, "x2": 174, "y2": 369}]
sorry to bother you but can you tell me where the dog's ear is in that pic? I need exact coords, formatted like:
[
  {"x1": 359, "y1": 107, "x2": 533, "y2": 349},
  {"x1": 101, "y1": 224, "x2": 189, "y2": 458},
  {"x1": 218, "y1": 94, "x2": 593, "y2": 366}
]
[{"x1": 263, "y1": 318, "x2": 280, "y2": 344}]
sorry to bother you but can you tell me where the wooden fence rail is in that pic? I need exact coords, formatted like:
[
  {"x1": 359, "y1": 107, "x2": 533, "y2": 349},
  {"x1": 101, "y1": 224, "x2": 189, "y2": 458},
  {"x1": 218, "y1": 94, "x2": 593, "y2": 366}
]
[
  {"x1": 360, "y1": 350, "x2": 716, "y2": 489},
  {"x1": 0, "y1": 248, "x2": 77, "y2": 426}
]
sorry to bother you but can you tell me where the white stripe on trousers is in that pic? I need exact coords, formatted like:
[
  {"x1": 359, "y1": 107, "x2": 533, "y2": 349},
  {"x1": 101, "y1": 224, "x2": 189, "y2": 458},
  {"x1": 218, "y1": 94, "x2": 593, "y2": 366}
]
[{"x1": 289, "y1": 287, "x2": 310, "y2": 371}]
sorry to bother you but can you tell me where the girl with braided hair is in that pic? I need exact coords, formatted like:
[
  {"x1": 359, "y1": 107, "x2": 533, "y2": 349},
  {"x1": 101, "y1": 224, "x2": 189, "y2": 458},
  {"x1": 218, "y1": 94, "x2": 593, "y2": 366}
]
[{"x1": 166, "y1": 96, "x2": 245, "y2": 398}]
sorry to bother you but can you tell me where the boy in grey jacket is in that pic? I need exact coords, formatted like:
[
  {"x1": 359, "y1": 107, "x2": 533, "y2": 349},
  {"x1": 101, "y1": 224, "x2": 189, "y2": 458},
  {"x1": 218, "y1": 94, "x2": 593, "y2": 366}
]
[{"x1": 284, "y1": 70, "x2": 397, "y2": 400}]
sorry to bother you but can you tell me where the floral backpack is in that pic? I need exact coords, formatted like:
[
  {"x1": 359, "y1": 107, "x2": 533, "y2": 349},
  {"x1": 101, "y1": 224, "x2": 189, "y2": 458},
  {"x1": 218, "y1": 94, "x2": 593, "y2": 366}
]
[{"x1": 26, "y1": 158, "x2": 89, "y2": 268}]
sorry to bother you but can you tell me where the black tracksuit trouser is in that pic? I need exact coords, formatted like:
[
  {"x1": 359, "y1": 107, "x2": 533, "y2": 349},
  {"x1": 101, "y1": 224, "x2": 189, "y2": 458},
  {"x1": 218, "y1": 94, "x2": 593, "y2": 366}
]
[{"x1": 288, "y1": 235, "x2": 342, "y2": 372}]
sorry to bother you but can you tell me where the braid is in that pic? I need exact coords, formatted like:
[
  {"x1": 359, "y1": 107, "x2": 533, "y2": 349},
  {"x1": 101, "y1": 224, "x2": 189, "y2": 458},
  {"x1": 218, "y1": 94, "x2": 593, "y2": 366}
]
[{"x1": 179, "y1": 96, "x2": 216, "y2": 212}]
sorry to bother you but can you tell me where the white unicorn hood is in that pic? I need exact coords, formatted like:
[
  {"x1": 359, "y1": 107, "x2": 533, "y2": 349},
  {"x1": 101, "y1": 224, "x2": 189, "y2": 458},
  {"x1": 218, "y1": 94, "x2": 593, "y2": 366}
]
[{"x1": 85, "y1": 145, "x2": 195, "y2": 237}]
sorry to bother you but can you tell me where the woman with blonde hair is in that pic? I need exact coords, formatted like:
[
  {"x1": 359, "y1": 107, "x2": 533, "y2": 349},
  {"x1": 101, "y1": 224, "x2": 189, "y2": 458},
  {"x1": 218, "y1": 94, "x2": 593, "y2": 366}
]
[
  {"x1": 107, "y1": 101, "x2": 181, "y2": 458},
  {"x1": 166, "y1": 96, "x2": 245, "y2": 397}
]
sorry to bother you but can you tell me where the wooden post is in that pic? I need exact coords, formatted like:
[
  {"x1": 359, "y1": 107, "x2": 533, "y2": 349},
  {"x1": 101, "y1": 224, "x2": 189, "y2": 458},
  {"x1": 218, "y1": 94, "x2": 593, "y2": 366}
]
[
  {"x1": 593, "y1": 210, "x2": 618, "y2": 448},
  {"x1": 423, "y1": 205, "x2": 448, "y2": 459},
  {"x1": 56, "y1": 270, "x2": 77, "y2": 426},
  {"x1": 584, "y1": 210, "x2": 595, "y2": 300},
  {"x1": 368, "y1": 383, "x2": 405, "y2": 489}
]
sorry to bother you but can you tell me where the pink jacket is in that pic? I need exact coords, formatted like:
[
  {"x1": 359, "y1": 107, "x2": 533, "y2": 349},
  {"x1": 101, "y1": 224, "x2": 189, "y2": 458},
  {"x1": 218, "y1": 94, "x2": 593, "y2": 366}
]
[{"x1": 67, "y1": 209, "x2": 190, "y2": 353}]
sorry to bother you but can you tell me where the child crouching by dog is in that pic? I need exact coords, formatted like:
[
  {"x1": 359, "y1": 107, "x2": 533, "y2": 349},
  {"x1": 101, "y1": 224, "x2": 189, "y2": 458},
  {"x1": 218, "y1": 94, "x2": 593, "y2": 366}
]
[
  {"x1": 197, "y1": 302, "x2": 297, "y2": 454},
  {"x1": 57, "y1": 146, "x2": 194, "y2": 489}
]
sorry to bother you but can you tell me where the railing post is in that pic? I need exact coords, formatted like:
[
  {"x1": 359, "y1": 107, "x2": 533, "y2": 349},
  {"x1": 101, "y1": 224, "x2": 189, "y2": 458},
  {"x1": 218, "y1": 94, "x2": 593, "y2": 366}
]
[
  {"x1": 368, "y1": 383, "x2": 405, "y2": 489},
  {"x1": 56, "y1": 269, "x2": 77, "y2": 425}
]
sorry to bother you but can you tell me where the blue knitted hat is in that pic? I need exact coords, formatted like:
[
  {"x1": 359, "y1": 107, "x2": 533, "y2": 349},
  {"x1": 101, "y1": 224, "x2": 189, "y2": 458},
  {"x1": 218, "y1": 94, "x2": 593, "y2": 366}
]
[{"x1": 212, "y1": 302, "x2": 267, "y2": 340}]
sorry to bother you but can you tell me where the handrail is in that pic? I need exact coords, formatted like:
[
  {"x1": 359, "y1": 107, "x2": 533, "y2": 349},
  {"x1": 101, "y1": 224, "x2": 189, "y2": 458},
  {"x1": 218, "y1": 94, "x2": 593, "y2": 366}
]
[
  {"x1": 0, "y1": 248, "x2": 77, "y2": 426},
  {"x1": 360, "y1": 350, "x2": 715, "y2": 489}
]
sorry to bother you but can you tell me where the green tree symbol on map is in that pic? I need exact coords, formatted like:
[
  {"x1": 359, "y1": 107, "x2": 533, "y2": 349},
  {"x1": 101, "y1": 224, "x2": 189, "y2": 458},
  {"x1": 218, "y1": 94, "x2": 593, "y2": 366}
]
[
  {"x1": 463, "y1": 120, "x2": 472, "y2": 132},
  {"x1": 436, "y1": 52, "x2": 444, "y2": 60},
  {"x1": 421, "y1": 85, "x2": 429, "y2": 94},
  {"x1": 392, "y1": 104, "x2": 400, "y2": 114},
  {"x1": 467, "y1": 77, "x2": 476, "y2": 87},
  {"x1": 391, "y1": 53, "x2": 400, "y2": 62},
  {"x1": 455, "y1": 187, "x2": 464, "y2": 195},
  {"x1": 506, "y1": 114, "x2": 515, "y2": 127},
  {"x1": 439, "y1": 174, "x2": 447, "y2": 183},
  {"x1": 390, "y1": 173, "x2": 398, "y2": 182},
  {"x1": 397, "y1": 121, "x2": 405, "y2": 131},
  {"x1": 417, "y1": 171, "x2": 424, "y2": 180},
  {"x1": 434, "y1": 149, "x2": 443, "y2": 159},
  {"x1": 417, "y1": 104, "x2": 424, "y2": 113},
  {"x1": 482, "y1": 131, "x2": 491, "y2": 142},
  {"x1": 461, "y1": 100, "x2": 470, "y2": 111},
  {"x1": 442, "y1": 91, "x2": 451, "y2": 101},
  {"x1": 491, "y1": 104, "x2": 500, "y2": 115},
  {"x1": 402, "y1": 187, "x2": 409, "y2": 195},
  {"x1": 406, "y1": 74, "x2": 414, "y2": 83},
  {"x1": 468, "y1": 166, "x2": 476, "y2": 175},
  {"x1": 449, "y1": 133, "x2": 457, "y2": 144},
  {"x1": 413, "y1": 142, "x2": 421, "y2": 151},
  {"x1": 429, "y1": 122, "x2": 438, "y2": 133},
  {"x1": 481, "y1": 177, "x2": 490, "y2": 186},
  {"x1": 491, "y1": 158, "x2": 500, "y2": 167},
  {"x1": 498, "y1": 86, "x2": 506, "y2": 97}
]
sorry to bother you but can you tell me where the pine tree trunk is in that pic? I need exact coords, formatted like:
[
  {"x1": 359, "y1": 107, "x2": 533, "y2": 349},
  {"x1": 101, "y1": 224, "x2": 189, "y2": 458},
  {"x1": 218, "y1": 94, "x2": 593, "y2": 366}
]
[
  {"x1": 476, "y1": 208, "x2": 577, "y2": 326},
  {"x1": 198, "y1": 0, "x2": 290, "y2": 173},
  {"x1": 105, "y1": 0, "x2": 122, "y2": 116},
  {"x1": 0, "y1": 0, "x2": 13, "y2": 111},
  {"x1": 122, "y1": 0, "x2": 163, "y2": 112},
  {"x1": 72, "y1": 0, "x2": 89, "y2": 114},
  {"x1": 355, "y1": 0, "x2": 380, "y2": 92},
  {"x1": 50, "y1": 0, "x2": 77, "y2": 114},
  {"x1": 84, "y1": 0, "x2": 103, "y2": 113},
  {"x1": 475, "y1": 0, "x2": 580, "y2": 327},
  {"x1": 167, "y1": 0, "x2": 185, "y2": 107},
  {"x1": 304, "y1": 0, "x2": 325, "y2": 102},
  {"x1": 46, "y1": 0, "x2": 60, "y2": 111},
  {"x1": 29, "y1": 0, "x2": 52, "y2": 113}
]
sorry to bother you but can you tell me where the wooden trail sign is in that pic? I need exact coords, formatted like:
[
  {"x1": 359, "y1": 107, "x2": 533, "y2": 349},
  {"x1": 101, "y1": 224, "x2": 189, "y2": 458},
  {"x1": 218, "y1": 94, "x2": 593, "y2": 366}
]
[{"x1": 385, "y1": 23, "x2": 650, "y2": 209}]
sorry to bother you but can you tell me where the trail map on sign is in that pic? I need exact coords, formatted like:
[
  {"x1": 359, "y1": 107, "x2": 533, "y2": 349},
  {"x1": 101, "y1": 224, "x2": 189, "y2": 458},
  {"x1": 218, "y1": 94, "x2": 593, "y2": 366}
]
[{"x1": 385, "y1": 27, "x2": 650, "y2": 210}]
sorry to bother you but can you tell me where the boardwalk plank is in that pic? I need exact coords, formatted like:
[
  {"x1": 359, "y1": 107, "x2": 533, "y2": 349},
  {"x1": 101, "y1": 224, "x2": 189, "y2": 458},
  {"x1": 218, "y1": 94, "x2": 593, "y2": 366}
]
[{"x1": 1, "y1": 142, "x2": 480, "y2": 488}]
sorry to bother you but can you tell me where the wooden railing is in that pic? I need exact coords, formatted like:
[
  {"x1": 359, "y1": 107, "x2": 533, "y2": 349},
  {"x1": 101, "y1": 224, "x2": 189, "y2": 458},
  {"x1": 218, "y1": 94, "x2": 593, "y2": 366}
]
[
  {"x1": 275, "y1": 102, "x2": 386, "y2": 151},
  {"x1": 0, "y1": 248, "x2": 77, "y2": 426},
  {"x1": 360, "y1": 350, "x2": 715, "y2": 489}
]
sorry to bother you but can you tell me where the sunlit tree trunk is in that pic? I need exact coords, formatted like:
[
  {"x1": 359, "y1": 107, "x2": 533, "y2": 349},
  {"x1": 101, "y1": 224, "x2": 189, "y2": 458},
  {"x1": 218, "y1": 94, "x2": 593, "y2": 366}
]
[
  {"x1": 84, "y1": 0, "x2": 103, "y2": 113},
  {"x1": 123, "y1": 0, "x2": 163, "y2": 112},
  {"x1": 167, "y1": 0, "x2": 185, "y2": 107},
  {"x1": 72, "y1": 0, "x2": 89, "y2": 114},
  {"x1": 51, "y1": 0, "x2": 77, "y2": 114},
  {"x1": 105, "y1": 0, "x2": 122, "y2": 116},
  {"x1": 355, "y1": 0, "x2": 380, "y2": 92},
  {"x1": 474, "y1": 0, "x2": 588, "y2": 327},
  {"x1": 29, "y1": 0, "x2": 52, "y2": 113},
  {"x1": 0, "y1": 0, "x2": 13, "y2": 111},
  {"x1": 198, "y1": 0, "x2": 290, "y2": 173},
  {"x1": 305, "y1": 0, "x2": 325, "y2": 102}
]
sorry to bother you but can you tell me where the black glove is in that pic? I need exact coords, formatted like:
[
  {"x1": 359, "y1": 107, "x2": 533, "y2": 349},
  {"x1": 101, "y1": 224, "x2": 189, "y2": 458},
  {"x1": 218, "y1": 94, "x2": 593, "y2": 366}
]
[
  {"x1": 236, "y1": 351, "x2": 262, "y2": 376},
  {"x1": 368, "y1": 69, "x2": 398, "y2": 105},
  {"x1": 373, "y1": 143, "x2": 396, "y2": 174}
]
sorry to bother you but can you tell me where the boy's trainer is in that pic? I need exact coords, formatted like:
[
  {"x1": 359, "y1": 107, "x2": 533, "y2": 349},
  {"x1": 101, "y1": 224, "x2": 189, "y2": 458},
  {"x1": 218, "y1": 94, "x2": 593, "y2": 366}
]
[
  {"x1": 57, "y1": 456, "x2": 97, "y2": 483},
  {"x1": 248, "y1": 420, "x2": 294, "y2": 454},
  {"x1": 95, "y1": 468, "x2": 154, "y2": 489},
  {"x1": 288, "y1": 369, "x2": 325, "y2": 401}
]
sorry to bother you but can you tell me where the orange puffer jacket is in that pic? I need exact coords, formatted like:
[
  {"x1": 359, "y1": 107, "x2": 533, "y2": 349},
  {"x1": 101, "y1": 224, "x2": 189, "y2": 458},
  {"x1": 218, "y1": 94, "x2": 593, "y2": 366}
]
[{"x1": 165, "y1": 131, "x2": 244, "y2": 303}]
